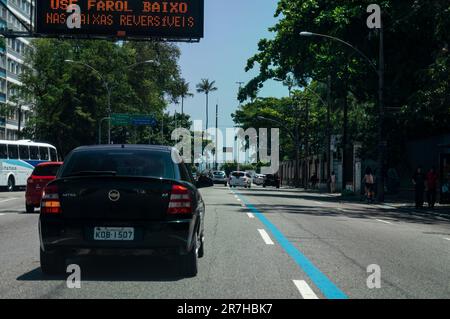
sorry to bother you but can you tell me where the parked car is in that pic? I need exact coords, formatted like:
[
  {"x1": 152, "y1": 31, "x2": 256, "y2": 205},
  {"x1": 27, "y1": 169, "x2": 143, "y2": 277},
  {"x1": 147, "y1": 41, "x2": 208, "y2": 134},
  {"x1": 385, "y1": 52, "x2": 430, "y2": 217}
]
[
  {"x1": 39, "y1": 145, "x2": 211, "y2": 277},
  {"x1": 229, "y1": 171, "x2": 252, "y2": 188},
  {"x1": 212, "y1": 171, "x2": 227, "y2": 186},
  {"x1": 253, "y1": 174, "x2": 266, "y2": 186},
  {"x1": 25, "y1": 162, "x2": 63, "y2": 214},
  {"x1": 197, "y1": 172, "x2": 214, "y2": 187},
  {"x1": 263, "y1": 174, "x2": 281, "y2": 188}
]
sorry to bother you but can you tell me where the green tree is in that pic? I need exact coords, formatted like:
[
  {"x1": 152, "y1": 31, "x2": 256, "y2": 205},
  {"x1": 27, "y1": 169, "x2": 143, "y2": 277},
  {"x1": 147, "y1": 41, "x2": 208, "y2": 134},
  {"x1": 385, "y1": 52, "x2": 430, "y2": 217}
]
[
  {"x1": 196, "y1": 79, "x2": 218, "y2": 132},
  {"x1": 18, "y1": 39, "x2": 183, "y2": 156},
  {"x1": 177, "y1": 79, "x2": 194, "y2": 115},
  {"x1": 239, "y1": 0, "x2": 450, "y2": 168}
]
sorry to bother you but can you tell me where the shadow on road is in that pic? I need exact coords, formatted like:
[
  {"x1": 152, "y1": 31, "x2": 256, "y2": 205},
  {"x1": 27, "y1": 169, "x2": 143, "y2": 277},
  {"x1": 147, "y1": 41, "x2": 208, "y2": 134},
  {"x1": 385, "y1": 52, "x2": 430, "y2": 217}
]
[
  {"x1": 250, "y1": 202, "x2": 450, "y2": 226},
  {"x1": 17, "y1": 255, "x2": 186, "y2": 282},
  {"x1": 232, "y1": 188, "x2": 450, "y2": 226}
]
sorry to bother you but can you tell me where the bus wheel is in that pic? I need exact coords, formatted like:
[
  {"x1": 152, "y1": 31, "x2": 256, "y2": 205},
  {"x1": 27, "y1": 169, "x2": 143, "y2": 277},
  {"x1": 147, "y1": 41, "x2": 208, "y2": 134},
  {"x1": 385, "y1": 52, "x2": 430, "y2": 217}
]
[{"x1": 7, "y1": 176, "x2": 15, "y2": 192}]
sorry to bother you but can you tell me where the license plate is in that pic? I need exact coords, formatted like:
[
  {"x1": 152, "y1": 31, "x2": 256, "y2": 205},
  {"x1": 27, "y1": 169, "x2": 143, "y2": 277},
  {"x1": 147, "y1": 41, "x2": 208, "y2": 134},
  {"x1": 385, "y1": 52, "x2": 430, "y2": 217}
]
[{"x1": 93, "y1": 227, "x2": 134, "y2": 241}]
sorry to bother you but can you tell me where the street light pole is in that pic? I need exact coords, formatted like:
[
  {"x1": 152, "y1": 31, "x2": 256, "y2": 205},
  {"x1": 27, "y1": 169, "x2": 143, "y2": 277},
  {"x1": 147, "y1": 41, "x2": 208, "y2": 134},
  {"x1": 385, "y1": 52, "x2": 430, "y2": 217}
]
[
  {"x1": 98, "y1": 117, "x2": 110, "y2": 145},
  {"x1": 299, "y1": 31, "x2": 385, "y2": 201},
  {"x1": 65, "y1": 59, "x2": 159, "y2": 145},
  {"x1": 377, "y1": 24, "x2": 386, "y2": 202}
]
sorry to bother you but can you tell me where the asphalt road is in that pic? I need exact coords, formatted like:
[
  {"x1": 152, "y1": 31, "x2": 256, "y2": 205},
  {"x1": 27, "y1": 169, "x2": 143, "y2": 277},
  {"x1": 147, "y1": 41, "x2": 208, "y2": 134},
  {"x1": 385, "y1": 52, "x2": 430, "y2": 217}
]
[{"x1": 0, "y1": 187, "x2": 448, "y2": 299}]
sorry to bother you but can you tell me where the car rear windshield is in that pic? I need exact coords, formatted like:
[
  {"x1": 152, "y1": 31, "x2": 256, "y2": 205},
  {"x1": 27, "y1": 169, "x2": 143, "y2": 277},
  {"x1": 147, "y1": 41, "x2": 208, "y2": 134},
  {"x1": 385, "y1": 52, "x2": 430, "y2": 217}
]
[
  {"x1": 60, "y1": 150, "x2": 175, "y2": 179},
  {"x1": 214, "y1": 172, "x2": 225, "y2": 175},
  {"x1": 33, "y1": 164, "x2": 61, "y2": 176},
  {"x1": 232, "y1": 172, "x2": 245, "y2": 177}
]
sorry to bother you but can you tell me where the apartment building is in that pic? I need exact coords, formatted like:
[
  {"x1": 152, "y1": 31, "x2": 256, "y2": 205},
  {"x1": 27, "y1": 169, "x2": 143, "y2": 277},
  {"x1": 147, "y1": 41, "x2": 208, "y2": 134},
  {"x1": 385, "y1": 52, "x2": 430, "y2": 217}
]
[{"x1": 0, "y1": 0, "x2": 32, "y2": 140}]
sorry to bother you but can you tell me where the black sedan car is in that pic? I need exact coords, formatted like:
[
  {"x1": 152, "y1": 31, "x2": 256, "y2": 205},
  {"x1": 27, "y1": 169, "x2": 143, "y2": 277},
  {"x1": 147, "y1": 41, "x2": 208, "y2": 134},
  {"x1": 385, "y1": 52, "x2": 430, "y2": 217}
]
[
  {"x1": 263, "y1": 174, "x2": 281, "y2": 188},
  {"x1": 39, "y1": 145, "x2": 210, "y2": 277}
]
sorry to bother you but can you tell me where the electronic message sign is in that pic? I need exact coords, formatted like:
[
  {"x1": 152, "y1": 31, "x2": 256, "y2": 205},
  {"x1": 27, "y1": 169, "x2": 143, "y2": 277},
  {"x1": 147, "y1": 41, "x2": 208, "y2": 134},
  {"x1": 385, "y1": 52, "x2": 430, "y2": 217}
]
[{"x1": 35, "y1": 1, "x2": 204, "y2": 40}]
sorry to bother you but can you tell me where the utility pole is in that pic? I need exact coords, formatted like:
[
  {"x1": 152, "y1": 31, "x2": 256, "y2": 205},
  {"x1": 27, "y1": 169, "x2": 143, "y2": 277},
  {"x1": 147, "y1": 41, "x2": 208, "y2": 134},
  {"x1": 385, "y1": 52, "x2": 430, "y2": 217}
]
[
  {"x1": 342, "y1": 81, "x2": 349, "y2": 192},
  {"x1": 303, "y1": 98, "x2": 310, "y2": 189},
  {"x1": 215, "y1": 103, "x2": 218, "y2": 170},
  {"x1": 326, "y1": 75, "x2": 332, "y2": 191},
  {"x1": 236, "y1": 82, "x2": 244, "y2": 172},
  {"x1": 377, "y1": 22, "x2": 386, "y2": 202}
]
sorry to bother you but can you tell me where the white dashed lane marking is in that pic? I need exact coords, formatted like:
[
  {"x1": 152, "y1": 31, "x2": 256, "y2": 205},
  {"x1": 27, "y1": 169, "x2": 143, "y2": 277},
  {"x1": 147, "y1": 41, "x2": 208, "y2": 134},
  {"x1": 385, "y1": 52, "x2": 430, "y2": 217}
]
[
  {"x1": 375, "y1": 219, "x2": 393, "y2": 225},
  {"x1": 258, "y1": 229, "x2": 275, "y2": 245},
  {"x1": 247, "y1": 213, "x2": 255, "y2": 219},
  {"x1": 293, "y1": 280, "x2": 319, "y2": 299}
]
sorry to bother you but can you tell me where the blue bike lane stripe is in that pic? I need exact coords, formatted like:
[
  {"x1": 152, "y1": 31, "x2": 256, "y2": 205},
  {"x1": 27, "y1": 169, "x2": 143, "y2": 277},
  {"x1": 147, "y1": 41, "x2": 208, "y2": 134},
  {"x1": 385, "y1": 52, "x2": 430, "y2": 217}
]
[{"x1": 235, "y1": 192, "x2": 348, "y2": 300}]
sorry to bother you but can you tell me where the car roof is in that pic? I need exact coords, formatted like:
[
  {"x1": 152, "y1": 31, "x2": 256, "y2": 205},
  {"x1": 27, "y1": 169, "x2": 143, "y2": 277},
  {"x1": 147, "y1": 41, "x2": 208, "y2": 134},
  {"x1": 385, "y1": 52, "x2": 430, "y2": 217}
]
[{"x1": 71, "y1": 144, "x2": 174, "y2": 153}]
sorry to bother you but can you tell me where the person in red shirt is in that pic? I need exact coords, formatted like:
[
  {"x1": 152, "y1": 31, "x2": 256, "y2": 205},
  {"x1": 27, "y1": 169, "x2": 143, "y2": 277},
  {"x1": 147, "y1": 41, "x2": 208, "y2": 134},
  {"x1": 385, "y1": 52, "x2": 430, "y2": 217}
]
[{"x1": 426, "y1": 167, "x2": 438, "y2": 209}]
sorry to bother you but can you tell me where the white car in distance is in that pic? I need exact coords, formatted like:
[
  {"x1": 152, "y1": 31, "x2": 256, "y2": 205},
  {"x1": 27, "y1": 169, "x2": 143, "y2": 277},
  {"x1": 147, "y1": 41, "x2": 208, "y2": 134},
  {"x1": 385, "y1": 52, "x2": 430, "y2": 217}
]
[{"x1": 229, "y1": 171, "x2": 252, "y2": 188}]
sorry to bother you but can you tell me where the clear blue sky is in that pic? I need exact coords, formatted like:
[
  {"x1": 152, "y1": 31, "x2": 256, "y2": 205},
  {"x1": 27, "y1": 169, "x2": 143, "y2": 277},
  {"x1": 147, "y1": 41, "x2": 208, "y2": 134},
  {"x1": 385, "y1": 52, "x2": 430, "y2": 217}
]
[{"x1": 167, "y1": 0, "x2": 288, "y2": 129}]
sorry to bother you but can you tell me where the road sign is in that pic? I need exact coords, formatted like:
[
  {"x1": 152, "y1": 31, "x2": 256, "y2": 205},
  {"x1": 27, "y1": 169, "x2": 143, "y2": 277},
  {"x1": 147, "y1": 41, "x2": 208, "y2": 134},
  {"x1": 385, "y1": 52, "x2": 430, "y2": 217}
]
[
  {"x1": 111, "y1": 114, "x2": 157, "y2": 127},
  {"x1": 111, "y1": 113, "x2": 131, "y2": 126},
  {"x1": 35, "y1": 0, "x2": 204, "y2": 40},
  {"x1": 131, "y1": 116, "x2": 157, "y2": 127}
]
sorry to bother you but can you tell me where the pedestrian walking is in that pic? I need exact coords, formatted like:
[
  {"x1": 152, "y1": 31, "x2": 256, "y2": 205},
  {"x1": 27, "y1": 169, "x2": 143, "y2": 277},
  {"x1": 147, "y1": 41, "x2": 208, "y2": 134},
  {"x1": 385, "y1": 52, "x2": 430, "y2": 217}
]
[
  {"x1": 329, "y1": 171, "x2": 337, "y2": 193},
  {"x1": 412, "y1": 167, "x2": 426, "y2": 209},
  {"x1": 363, "y1": 167, "x2": 375, "y2": 203},
  {"x1": 426, "y1": 166, "x2": 438, "y2": 209}
]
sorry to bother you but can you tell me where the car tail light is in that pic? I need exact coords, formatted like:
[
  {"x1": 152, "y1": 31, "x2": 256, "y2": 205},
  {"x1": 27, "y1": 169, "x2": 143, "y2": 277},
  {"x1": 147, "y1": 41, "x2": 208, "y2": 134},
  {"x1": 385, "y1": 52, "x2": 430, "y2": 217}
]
[
  {"x1": 41, "y1": 184, "x2": 61, "y2": 214},
  {"x1": 167, "y1": 184, "x2": 192, "y2": 215}
]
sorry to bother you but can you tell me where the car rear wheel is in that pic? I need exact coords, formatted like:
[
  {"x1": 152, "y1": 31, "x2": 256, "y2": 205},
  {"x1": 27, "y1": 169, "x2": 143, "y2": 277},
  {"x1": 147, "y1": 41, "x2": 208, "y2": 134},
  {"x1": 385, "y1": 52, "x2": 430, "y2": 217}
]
[
  {"x1": 40, "y1": 249, "x2": 66, "y2": 275},
  {"x1": 181, "y1": 234, "x2": 199, "y2": 277},
  {"x1": 26, "y1": 204, "x2": 34, "y2": 214},
  {"x1": 198, "y1": 233, "x2": 205, "y2": 258}
]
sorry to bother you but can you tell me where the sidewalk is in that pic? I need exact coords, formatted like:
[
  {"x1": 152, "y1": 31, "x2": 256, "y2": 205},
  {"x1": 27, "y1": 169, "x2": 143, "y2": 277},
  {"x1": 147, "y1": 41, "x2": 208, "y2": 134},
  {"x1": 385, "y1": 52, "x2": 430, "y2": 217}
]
[{"x1": 280, "y1": 186, "x2": 450, "y2": 217}]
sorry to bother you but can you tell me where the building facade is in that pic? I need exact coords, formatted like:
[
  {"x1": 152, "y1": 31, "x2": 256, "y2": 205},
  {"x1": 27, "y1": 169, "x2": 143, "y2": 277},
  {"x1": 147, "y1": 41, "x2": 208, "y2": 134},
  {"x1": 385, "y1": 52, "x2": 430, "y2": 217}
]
[{"x1": 0, "y1": 0, "x2": 32, "y2": 141}]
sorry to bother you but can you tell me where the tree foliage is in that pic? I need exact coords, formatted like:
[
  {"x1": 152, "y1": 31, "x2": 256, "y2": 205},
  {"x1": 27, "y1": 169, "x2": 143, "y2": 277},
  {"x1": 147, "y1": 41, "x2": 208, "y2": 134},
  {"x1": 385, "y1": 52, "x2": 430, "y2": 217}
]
[
  {"x1": 237, "y1": 0, "x2": 450, "y2": 165},
  {"x1": 18, "y1": 39, "x2": 185, "y2": 156}
]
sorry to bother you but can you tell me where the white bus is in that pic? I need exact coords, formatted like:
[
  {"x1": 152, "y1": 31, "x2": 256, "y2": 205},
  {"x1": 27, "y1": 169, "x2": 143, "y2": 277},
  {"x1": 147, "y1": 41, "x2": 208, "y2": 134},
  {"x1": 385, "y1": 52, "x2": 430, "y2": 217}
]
[{"x1": 0, "y1": 140, "x2": 60, "y2": 191}]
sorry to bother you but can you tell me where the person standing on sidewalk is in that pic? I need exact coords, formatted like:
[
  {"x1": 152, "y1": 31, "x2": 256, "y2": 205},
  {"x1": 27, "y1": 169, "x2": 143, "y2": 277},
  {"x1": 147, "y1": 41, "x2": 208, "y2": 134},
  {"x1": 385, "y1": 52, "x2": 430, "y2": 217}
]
[
  {"x1": 412, "y1": 167, "x2": 426, "y2": 209},
  {"x1": 329, "y1": 171, "x2": 337, "y2": 193},
  {"x1": 426, "y1": 167, "x2": 438, "y2": 209},
  {"x1": 363, "y1": 167, "x2": 375, "y2": 203}
]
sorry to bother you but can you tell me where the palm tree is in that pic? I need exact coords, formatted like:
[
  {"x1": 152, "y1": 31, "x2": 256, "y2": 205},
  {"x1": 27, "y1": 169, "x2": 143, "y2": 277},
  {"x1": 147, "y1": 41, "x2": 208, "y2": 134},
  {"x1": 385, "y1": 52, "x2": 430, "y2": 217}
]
[
  {"x1": 179, "y1": 79, "x2": 193, "y2": 115},
  {"x1": 196, "y1": 79, "x2": 218, "y2": 133}
]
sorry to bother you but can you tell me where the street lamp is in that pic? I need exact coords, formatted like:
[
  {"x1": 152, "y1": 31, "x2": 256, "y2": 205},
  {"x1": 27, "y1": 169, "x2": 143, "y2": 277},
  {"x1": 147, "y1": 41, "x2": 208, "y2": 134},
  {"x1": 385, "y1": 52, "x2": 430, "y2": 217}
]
[
  {"x1": 65, "y1": 59, "x2": 159, "y2": 145},
  {"x1": 300, "y1": 30, "x2": 385, "y2": 201}
]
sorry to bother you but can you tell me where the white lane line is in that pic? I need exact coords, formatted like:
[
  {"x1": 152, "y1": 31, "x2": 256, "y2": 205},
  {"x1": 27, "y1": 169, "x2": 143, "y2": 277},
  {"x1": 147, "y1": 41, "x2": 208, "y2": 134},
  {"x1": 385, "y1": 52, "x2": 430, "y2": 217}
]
[
  {"x1": 443, "y1": 238, "x2": 450, "y2": 241},
  {"x1": 293, "y1": 280, "x2": 319, "y2": 299},
  {"x1": 258, "y1": 229, "x2": 275, "y2": 245},
  {"x1": 337, "y1": 208, "x2": 346, "y2": 212},
  {"x1": 237, "y1": 198, "x2": 241, "y2": 202},
  {"x1": 375, "y1": 219, "x2": 392, "y2": 225},
  {"x1": 247, "y1": 213, "x2": 255, "y2": 219},
  {"x1": 0, "y1": 213, "x2": 5, "y2": 216},
  {"x1": 0, "y1": 198, "x2": 18, "y2": 203}
]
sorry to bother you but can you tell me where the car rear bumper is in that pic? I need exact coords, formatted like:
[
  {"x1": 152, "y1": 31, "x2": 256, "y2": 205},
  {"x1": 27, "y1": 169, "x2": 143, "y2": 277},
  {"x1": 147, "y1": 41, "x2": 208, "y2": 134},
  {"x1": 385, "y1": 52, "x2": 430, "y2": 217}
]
[
  {"x1": 230, "y1": 180, "x2": 250, "y2": 186},
  {"x1": 39, "y1": 217, "x2": 196, "y2": 256}
]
